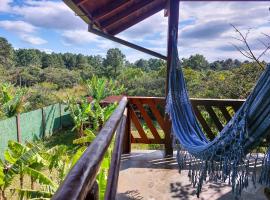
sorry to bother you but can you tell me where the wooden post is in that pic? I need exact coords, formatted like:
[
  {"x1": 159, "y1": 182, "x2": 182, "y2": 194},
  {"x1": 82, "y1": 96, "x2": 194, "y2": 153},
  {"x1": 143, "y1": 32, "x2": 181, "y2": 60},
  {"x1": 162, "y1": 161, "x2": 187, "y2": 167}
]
[
  {"x1": 85, "y1": 181, "x2": 99, "y2": 200},
  {"x1": 164, "y1": 0, "x2": 179, "y2": 157},
  {"x1": 59, "y1": 103, "x2": 62, "y2": 130},
  {"x1": 16, "y1": 113, "x2": 21, "y2": 143},
  {"x1": 41, "y1": 108, "x2": 46, "y2": 138},
  {"x1": 122, "y1": 105, "x2": 131, "y2": 154}
]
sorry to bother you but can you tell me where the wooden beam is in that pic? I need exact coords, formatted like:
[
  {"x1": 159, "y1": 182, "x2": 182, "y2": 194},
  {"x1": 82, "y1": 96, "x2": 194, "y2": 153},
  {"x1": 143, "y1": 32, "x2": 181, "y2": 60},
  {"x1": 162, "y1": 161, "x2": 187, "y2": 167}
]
[
  {"x1": 108, "y1": 1, "x2": 166, "y2": 35},
  {"x1": 88, "y1": 25, "x2": 167, "y2": 60},
  {"x1": 52, "y1": 97, "x2": 128, "y2": 200},
  {"x1": 92, "y1": 0, "x2": 130, "y2": 20},
  {"x1": 101, "y1": 0, "x2": 154, "y2": 29},
  {"x1": 104, "y1": 109, "x2": 127, "y2": 200},
  {"x1": 164, "y1": 0, "x2": 179, "y2": 157}
]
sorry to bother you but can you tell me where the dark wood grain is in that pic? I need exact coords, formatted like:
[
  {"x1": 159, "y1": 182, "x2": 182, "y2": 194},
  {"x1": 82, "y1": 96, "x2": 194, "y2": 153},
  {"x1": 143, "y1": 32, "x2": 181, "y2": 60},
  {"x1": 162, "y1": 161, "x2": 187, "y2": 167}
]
[
  {"x1": 205, "y1": 105, "x2": 224, "y2": 131},
  {"x1": 130, "y1": 106, "x2": 149, "y2": 143},
  {"x1": 52, "y1": 97, "x2": 128, "y2": 200},
  {"x1": 104, "y1": 109, "x2": 127, "y2": 200},
  {"x1": 132, "y1": 98, "x2": 162, "y2": 142}
]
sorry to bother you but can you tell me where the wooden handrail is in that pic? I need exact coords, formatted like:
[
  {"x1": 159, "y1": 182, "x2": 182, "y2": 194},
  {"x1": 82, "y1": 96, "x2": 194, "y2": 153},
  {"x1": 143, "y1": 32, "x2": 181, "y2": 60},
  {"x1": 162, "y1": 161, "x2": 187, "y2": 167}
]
[
  {"x1": 52, "y1": 97, "x2": 128, "y2": 200},
  {"x1": 104, "y1": 109, "x2": 127, "y2": 200}
]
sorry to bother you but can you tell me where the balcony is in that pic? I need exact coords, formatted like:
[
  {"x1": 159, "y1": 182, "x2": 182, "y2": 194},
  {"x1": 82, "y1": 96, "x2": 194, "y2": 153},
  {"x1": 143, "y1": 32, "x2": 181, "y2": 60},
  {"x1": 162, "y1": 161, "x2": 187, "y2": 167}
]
[{"x1": 52, "y1": 96, "x2": 268, "y2": 200}]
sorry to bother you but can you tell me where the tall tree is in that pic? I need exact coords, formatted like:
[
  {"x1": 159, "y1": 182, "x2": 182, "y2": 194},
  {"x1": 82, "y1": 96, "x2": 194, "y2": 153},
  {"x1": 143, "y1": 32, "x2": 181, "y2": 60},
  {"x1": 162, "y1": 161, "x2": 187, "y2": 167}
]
[
  {"x1": 15, "y1": 49, "x2": 42, "y2": 68},
  {"x1": 0, "y1": 37, "x2": 14, "y2": 68},
  {"x1": 62, "y1": 53, "x2": 76, "y2": 70},
  {"x1": 182, "y1": 54, "x2": 209, "y2": 70},
  {"x1": 103, "y1": 48, "x2": 125, "y2": 78},
  {"x1": 76, "y1": 54, "x2": 88, "y2": 69}
]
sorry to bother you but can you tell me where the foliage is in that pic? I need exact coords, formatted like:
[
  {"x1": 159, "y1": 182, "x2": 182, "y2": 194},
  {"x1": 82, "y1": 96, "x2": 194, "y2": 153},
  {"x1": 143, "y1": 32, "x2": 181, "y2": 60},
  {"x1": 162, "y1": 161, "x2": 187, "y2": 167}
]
[
  {"x1": 0, "y1": 83, "x2": 28, "y2": 118},
  {"x1": 85, "y1": 76, "x2": 124, "y2": 101}
]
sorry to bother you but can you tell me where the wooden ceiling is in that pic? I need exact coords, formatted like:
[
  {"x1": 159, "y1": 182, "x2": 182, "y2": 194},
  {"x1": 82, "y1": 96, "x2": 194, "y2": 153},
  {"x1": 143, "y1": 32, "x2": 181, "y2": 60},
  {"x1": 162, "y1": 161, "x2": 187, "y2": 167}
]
[{"x1": 64, "y1": 0, "x2": 167, "y2": 35}]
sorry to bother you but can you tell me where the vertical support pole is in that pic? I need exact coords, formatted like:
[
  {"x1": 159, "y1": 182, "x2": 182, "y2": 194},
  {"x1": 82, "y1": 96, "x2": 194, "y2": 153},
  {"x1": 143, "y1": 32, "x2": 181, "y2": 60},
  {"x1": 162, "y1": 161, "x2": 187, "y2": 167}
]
[
  {"x1": 164, "y1": 0, "x2": 179, "y2": 157},
  {"x1": 85, "y1": 181, "x2": 99, "y2": 200},
  {"x1": 122, "y1": 105, "x2": 131, "y2": 154},
  {"x1": 16, "y1": 113, "x2": 21, "y2": 143},
  {"x1": 41, "y1": 108, "x2": 46, "y2": 138},
  {"x1": 59, "y1": 103, "x2": 62, "y2": 130}
]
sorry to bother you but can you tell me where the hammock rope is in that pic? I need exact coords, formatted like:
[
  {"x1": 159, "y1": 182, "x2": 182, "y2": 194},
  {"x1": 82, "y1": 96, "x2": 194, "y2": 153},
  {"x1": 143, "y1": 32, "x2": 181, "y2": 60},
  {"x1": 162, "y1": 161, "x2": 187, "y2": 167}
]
[{"x1": 166, "y1": 30, "x2": 270, "y2": 197}]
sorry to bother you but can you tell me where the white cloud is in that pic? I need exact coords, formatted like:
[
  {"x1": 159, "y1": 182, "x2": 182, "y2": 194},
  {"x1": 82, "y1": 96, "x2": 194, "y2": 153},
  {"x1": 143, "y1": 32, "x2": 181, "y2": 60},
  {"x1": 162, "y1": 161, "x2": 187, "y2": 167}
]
[
  {"x1": 0, "y1": 20, "x2": 47, "y2": 46},
  {"x1": 0, "y1": 0, "x2": 11, "y2": 12},
  {"x1": 20, "y1": 34, "x2": 47, "y2": 45},
  {"x1": 0, "y1": 20, "x2": 36, "y2": 33},
  {"x1": 11, "y1": 0, "x2": 86, "y2": 30},
  {"x1": 62, "y1": 29, "x2": 99, "y2": 45}
]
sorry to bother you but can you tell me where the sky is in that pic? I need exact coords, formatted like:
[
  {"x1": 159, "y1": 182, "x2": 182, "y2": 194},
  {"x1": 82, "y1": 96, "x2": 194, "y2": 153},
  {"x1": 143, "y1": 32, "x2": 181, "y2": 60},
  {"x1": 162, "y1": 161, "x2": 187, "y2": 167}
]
[{"x1": 0, "y1": 0, "x2": 269, "y2": 62}]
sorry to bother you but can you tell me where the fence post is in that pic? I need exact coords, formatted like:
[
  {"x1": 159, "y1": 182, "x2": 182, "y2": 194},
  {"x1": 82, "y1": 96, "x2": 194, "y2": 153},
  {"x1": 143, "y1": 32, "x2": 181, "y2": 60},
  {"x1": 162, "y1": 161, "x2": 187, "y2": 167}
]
[
  {"x1": 122, "y1": 105, "x2": 131, "y2": 154},
  {"x1": 59, "y1": 103, "x2": 62, "y2": 130},
  {"x1": 16, "y1": 113, "x2": 22, "y2": 143},
  {"x1": 41, "y1": 108, "x2": 46, "y2": 138}
]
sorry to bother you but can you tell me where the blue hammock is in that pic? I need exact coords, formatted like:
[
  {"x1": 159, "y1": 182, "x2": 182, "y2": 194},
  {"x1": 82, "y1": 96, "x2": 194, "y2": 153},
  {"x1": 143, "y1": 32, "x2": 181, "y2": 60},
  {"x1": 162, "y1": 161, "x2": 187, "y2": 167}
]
[{"x1": 166, "y1": 33, "x2": 270, "y2": 197}]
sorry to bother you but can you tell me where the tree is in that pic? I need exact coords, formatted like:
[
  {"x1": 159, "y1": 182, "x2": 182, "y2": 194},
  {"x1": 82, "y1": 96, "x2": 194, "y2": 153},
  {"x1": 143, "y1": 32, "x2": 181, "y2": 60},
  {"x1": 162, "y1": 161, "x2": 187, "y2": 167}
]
[
  {"x1": 0, "y1": 37, "x2": 14, "y2": 68},
  {"x1": 15, "y1": 49, "x2": 42, "y2": 68},
  {"x1": 135, "y1": 59, "x2": 149, "y2": 71},
  {"x1": 62, "y1": 53, "x2": 76, "y2": 70},
  {"x1": 182, "y1": 54, "x2": 209, "y2": 70},
  {"x1": 75, "y1": 54, "x2": 88, "y2": 69},
  {"x1": 103, "y1": 48, "x2": 125, "y2": 78},
  {"x1": 42, "y1": 53, "x2": 64, "y2": 69}
]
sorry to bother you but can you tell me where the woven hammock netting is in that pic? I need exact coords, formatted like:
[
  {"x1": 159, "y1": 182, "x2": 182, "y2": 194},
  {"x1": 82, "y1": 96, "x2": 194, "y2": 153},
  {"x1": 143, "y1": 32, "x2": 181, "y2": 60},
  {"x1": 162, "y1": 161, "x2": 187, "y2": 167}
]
[{"x1": 166, "y1": 31, "x2": 270, "y2": 198}]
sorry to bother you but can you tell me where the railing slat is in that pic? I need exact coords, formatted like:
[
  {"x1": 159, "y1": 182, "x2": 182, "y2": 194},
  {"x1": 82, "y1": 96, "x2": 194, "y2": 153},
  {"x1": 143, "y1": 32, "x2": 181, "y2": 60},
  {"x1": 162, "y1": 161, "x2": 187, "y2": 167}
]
[
  {"x1": 52, "y1": 97, "x2": 128, "y2": 200},
  {"x1": 105, "y1": 109, "x2": 127, "y2": 200},
  {"x1": 192, "y1": 105, "x2": 216, "y2": 140},
  {"x1": 148, "y1": 100, "x2": 166, "y2": 132},
  {"x1": 218, "y1": 106, "x2": 232, "y2": 123},
  {"x1": 132, "y1": 98, "x2": 162, "y2": 142},
  {"x1": 204, "y1": 105, "x2": 224, "y2": 132},
  {"x1": 130, "y1": 106, "x2": 149, "y2": 143}
]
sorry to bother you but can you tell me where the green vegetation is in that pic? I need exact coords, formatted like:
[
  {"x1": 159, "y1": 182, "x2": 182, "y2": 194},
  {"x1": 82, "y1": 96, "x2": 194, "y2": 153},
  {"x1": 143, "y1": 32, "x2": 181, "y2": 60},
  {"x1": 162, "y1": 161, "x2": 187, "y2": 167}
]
[
  {"x1": 0, "y1": 77, "x2": 122, "y2": 199},
  {"x1": 0, "y1": 36, "x2": 266, "y2": 117},
  {"x1": 0, "y1": 35, "x2": 267, "y2": 199}
]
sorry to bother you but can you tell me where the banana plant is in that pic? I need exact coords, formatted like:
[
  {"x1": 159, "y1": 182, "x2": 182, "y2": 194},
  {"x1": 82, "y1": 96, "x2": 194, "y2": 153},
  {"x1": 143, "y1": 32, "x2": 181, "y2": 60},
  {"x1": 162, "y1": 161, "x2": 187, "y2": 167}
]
[
  {"x1": 85, "y1": 76, "x2": 124, "y2": 102},
  {"x1": 0, "y1": 83, "x2": 28, "y2": 118},
  {"x1": 64, "y1": 98, "x2": 92, "y2": 137}
]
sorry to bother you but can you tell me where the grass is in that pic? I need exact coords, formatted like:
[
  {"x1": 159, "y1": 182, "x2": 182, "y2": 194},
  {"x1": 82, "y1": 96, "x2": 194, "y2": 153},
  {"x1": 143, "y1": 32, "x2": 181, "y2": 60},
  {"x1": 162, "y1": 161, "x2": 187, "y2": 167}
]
[{"x1": 42, "y1": 128, "x2": 77, "y2": 151}]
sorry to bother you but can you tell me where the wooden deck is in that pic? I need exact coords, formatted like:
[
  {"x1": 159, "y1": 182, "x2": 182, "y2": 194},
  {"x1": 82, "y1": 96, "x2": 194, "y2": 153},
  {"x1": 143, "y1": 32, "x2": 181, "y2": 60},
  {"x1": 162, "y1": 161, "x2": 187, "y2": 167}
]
[{"x1": 117, "y1": 150, "x2": 268, "y2": 200}]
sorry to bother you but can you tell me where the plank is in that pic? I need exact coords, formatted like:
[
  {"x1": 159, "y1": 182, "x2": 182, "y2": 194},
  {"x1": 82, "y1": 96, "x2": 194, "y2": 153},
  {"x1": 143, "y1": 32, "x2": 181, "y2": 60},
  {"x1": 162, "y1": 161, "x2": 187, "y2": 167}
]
[
  {"x1": 130, "y1": 106, "x2": 149, "y2": 143},
  {"x1": 105, "y1": 109, "x2": 127, "y2": 200},
  {"x1": 193, "y1": 106, "x2": 215, "y2": 140},
  {"x1": 132, "y1": 138, "x2": 165, "y2": 144},
  {"x1": 148, "y1": 100, "x2": 166, "y2": 132},
  {"x1": 101, "y1": 0, "x2": 154, "y2": 28},
  {"x1": 52, "y1": 97, "x2": 128, "y2": 200},
  {"x1": 108, "y1": 1, "x2": 166, "y2": 35},
  {"x1": 132, "y1": 98, "x2": 162, "y2": 142},
  {"x1": 205, "y1": 106, "x2": 224, "y2": 132},
  {"x1": 218, "y1": 106, "x2": 232, "y2": 123}
]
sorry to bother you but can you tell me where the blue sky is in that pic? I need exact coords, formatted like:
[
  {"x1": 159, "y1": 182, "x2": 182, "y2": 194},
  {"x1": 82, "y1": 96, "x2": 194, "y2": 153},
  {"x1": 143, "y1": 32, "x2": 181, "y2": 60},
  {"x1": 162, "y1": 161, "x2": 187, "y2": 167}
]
[{"x1": 0, "y1": 0, "x2": 269, "y2": 62}]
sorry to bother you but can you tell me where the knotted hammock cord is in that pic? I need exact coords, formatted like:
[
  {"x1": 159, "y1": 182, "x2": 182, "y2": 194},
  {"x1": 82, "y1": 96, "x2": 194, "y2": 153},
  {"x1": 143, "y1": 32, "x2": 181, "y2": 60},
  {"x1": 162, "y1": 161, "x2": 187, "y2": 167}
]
[{"x1": 166, "y1": 29, "x2": 270, "y2": 197}]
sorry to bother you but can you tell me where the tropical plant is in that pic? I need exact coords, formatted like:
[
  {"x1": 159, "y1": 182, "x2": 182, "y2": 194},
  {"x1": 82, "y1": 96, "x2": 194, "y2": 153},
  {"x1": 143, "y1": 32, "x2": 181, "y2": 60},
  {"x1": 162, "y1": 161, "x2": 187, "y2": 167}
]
[
  {"x1": 85, "y1": 76, "x2": 124, "y2": 102},
  {"x1": 0, "y1": 83, "x2": 28, "y2": 118},
  {"x1": 65, "y1": 98, "x2": 91, "y2": 137}
]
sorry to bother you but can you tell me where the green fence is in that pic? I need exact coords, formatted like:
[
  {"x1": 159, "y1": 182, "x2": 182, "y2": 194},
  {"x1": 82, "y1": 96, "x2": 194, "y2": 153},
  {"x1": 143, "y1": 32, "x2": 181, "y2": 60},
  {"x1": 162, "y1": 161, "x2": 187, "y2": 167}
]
[{"x1": 0, "y1": 103, "x2": 73, "y2": 155}]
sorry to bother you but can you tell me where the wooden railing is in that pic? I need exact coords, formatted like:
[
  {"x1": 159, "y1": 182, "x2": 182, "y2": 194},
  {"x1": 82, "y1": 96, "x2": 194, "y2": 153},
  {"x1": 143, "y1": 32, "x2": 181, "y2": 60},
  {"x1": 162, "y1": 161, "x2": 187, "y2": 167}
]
[
  {"x1": 52, "y1": 96, "x2": 247, "y2": 200},
  {"x1": 53, "y1": 97, "x2": 128, "y2": 200},
  {"x1": 125, "y1": 97, "x2": 245, "y2": 147}
]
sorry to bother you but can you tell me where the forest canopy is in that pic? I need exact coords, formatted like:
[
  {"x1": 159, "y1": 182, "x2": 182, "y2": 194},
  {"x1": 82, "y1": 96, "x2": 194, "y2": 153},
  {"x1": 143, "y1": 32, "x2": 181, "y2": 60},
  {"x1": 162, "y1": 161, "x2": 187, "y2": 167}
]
[{"x1": 0, "y1": 36, "x2": 267, "y2": 113}]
